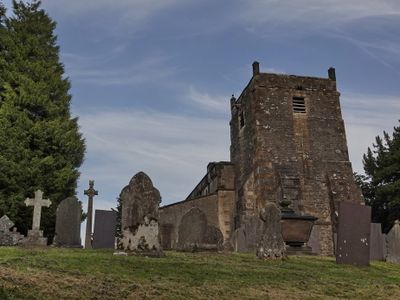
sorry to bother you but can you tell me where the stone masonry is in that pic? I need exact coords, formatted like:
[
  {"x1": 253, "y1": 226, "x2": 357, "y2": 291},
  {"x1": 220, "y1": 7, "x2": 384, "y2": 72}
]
[
  {"x1": 230, "y1": 62, "x2": 362, "y2": 255},
  {"x1": 159, "y1": 62, "x2": 361, "y2": 255}
]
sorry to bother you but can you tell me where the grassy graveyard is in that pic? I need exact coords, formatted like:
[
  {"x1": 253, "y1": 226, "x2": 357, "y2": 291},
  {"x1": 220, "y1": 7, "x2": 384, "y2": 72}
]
[{"x1": 0, "y1": 248, "x2": 399, "y2": 299}]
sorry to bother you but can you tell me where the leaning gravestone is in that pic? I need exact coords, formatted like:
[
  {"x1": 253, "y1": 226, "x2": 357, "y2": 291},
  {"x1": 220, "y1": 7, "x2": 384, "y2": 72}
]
[
  {"x1": 92, "y1": 210, "x2": 117, "y2": 249},
  {"x1": 22, "y1": 190, "x2": 51, "y2": 246},
  {"x1": 336, "y1": 202, "x2": 371, "y2": 266},
  {"x1": 0, "y1": 215, "x2": 24, "y2": 246},
  {"x1": 118, "y1": 172, "x2": 163, "y2": 256},
  {"x1": 370, "y1": 223, "x2": 386, "y2": 261},
  {"x1": 177, "y1": 207, "x2": 223, "y2": 251},
  {"x1": 53, "y1": 197, "x2": 82, "y2": 248},
  {"x1": 386, "y1": 220, "x2": 400, "y2": 264},
  {"x1": 256, "y1": 202, "x2": 286, "y2": 259}
]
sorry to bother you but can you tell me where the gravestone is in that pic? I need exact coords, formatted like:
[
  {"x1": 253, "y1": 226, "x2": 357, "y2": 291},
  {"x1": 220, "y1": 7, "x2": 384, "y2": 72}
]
[
  {"x1": 53, "y1": 197, "x2": 82, "y2": 248},
  {"x1": 231, "y1": 215, "x2": 263, "y2": 253},
  {"x1": 256, "y1": 202, "x2": 286, "y2": 259},
  {"x1": 0, "y1": 215, "x2": 24, "y2": 246},
  {"x1": 22, "y1": 190, "x2": 51, "y2": 246},
  {"x1": 370, "y1": 223, "x2": 386, "y2": 261},
  {"x1": 118, "y1": 172, "x2": 163, "y2": 256},
  {"x1": 160, "y1": 224, "x2": 174, "y2": 250},
  {"x1": 92, "y1": 210, "x2": 117, "y2": 249},
  {"x1": 336, "y1": 202, "x2": 371, "y2": 266},
  {"x1": 307, "y1": 225, "x2": 321, "y2": 255},
  {"x1": 84, "y1": 180, "x2": 98, "y2": 249},
  {"x1": 177, "y1": 207, "x2": 223, "y2": 251},
  {"x1": 386, "y1": 220, "x2": 400, "y2": 264}
]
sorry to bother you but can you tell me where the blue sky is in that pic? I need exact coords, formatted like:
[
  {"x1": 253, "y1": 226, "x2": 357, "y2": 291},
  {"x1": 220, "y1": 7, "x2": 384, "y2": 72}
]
[{"x1": 3, "y1": 0, "x2": 400, "y2": 213}]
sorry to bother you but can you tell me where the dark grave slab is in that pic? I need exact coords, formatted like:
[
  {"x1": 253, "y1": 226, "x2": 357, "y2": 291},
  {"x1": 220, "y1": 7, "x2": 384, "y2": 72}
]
[
  {"x1": 336, "y1": 202, "x2": 371, "y2": 266},
  {"x1": 54, "y1": 197, "x2": 82, "y2": 247},
  {"x1": 92, "y1": 210, "x2": 116, "y2": 249},
  {"x1": 386, "y1": 220, "x2": 400, "y2": 264},
  {"x1": 160, "y1": 224, "x2": 174, "y2": 250},
  {"x1": 370, "y1": 223, "x2": 385, "y2": 261}
]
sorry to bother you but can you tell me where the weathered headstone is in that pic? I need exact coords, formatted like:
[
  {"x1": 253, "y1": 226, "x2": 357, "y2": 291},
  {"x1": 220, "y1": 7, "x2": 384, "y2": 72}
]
[
  {"x1": 336, "y1": 202, "x2": 371, "y2": 266},
  {"x1": 231, "y1": 215, "x2": 263, "y2": 253},
  {"x1": 386, "y1": 220, "x2": 400, "y2": 264},
  {"x1": 370, "y1": 223, "x2": 386, "y2": 261},
  {"x1": 177, "y1": 207, "x2": 223, "y2": 251},
  {"x1": 307, "y1": 225, "x2": 321, "y2": 255},
  {"x1": 84, "y1": 180, "x2": 98, "y2": 249},
  {"x1": 0, "y1": 215, "x2": 24, "y2": 246},
  {"x1": 22, "y1": 190, "x2": 51, "y2": 246},
  {"x1": 256, "y1": 202, "x2": 286, "y2": 259},
  {"x1": 92, "y1": 210, "x2": 117, "y2": 249},
  {"x1": 118, "y1": 172, "x2": 163, "y2": 256},
  {"x1": 53, "y1": 197, "x2": 82, "y2": 248}
]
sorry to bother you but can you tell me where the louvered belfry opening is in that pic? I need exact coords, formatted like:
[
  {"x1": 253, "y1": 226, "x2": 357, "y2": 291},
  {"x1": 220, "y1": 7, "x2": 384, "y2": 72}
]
[{"x1": 292, "y1": 96, "x2": 306, "y2": 114}]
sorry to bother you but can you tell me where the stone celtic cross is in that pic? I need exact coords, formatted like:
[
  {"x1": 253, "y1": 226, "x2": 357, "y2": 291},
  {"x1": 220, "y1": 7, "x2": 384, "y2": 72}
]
[
  {"x1": 84, "y1": 180, "x2": 98, "y2": 249},
  {"x1": 25, "y1": 190, "x2": 51, "y2": 231}
]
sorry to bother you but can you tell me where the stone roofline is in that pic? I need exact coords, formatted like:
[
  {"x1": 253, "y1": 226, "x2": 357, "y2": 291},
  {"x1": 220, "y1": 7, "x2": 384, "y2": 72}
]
[
  {"x1": 185, "y1": 161, "x2": 233, "y2": 200},
  {"x1": 159, "y1": 161, "x2": 234, "y2": 210},
  {"x1": 231, "y1": 61, "x2": 337, "y2": 106},
  {"x1": 159, "y1": 188, "x2": 235, "y2": 210}
]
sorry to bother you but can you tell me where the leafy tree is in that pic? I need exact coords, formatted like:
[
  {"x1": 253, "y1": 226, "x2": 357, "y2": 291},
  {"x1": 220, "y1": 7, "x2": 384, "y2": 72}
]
[
  {"x1": 0, "y1": 0, "x2": 85, "y2": 242},
  {"x1": 359, "y1": 121, "x2": 400, "y2": 233}
]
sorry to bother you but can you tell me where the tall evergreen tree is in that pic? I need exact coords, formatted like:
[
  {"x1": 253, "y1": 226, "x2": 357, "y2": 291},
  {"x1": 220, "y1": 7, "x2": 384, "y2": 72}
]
[
  {"x1": 0, "y1": 0, "x2": 85, "y2": 241},
  {"x1": 359, "y1": 121, "x2": 400, "y2": 233}
]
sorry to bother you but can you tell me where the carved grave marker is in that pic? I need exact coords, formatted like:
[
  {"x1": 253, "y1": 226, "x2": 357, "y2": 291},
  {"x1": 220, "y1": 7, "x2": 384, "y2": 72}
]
[{"x1": 23, "y1": 190, "x2": 51, "y2": 246}]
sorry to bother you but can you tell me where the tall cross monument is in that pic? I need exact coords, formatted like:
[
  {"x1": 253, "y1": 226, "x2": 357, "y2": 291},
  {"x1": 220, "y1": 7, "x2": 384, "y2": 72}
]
[
  {"x1": 84, "y1": 180, "x2": 98, "y2": 249},
  {"x1": 23, "y1": 190, "x2": 52, "y2": 246}
]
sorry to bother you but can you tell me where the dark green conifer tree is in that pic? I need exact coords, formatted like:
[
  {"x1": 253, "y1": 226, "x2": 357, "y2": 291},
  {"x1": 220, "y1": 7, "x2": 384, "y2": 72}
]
[
  {"x1": 359, "y1": 121, "x2": 400, "y2": 233},
  {"x1": 0, "y1": 0, "x2": 85, "y2": 241}
]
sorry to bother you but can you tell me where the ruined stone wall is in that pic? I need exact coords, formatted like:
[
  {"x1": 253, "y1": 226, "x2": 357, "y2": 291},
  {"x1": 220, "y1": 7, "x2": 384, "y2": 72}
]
[{"x1": 230, "y1": 64, "x2": 362, "y2": 255}]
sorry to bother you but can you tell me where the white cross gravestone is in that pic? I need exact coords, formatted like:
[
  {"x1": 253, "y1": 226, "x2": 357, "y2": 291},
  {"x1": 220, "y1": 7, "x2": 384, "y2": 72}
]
[{"x1": 22, "y1": 190, "x2": 52, "y2": 246}]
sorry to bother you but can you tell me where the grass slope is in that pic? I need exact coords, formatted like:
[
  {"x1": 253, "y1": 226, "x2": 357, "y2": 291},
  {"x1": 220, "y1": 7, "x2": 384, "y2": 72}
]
[{"x1": 0, "y1": 247, "x2": 399, "y2": 299}]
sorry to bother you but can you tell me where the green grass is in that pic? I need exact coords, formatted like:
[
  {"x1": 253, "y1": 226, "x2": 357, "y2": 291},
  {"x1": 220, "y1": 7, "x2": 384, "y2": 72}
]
[{"x1": 0, "y1": 247, "x2": 399, "y2": 299}]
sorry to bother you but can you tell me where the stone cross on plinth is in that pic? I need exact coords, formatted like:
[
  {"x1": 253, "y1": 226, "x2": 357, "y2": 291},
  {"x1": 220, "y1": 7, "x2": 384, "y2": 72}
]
[
  {"x1": 22, "y1": 190, "x2": 52, "y2": 246},
  {"x1": 84, "y1": 180, "x2": 98, "y2": 249},
  {"x1": 25, "y1": 190, "x2": 51, "y2": 231}
]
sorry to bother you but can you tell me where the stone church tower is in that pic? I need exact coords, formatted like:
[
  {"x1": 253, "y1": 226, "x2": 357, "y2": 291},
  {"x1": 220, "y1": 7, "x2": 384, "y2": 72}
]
[{"x1": 230, "y1": 62, "x2": 362, "y2": 255}]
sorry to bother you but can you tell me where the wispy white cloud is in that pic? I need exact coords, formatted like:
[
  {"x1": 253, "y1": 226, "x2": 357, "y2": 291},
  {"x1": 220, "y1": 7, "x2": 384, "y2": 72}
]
[
  {"x1": 76, "y1": 109, "x2": 230, "y2": 205},
  {"x1": 43, "y1": 0, "x2": 188, "y2": 25},
  {"x1": 341, "y1": 92, "x2": 400, "y2": 173},
  {"x1": 187, "y1": 86, "x2": 229, "y2": 113},
  {"x1": 63, "y1": 54, "x2": 176, "y2": 86},
  {"x1": 236, "y1": 0, "x2": 400, "y2": 28}
]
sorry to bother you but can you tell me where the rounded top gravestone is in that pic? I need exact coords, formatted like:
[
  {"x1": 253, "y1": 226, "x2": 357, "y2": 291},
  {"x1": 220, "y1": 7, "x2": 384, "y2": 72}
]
[
  {"x1": 54, "y1": 197, "x2": 82, "y2": 247},
  {"x1": 118, "y1": 172, "x2": 163, "y2": 255}
]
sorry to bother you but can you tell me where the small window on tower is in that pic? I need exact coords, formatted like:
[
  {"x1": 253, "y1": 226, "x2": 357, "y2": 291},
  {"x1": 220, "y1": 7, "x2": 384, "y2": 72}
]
[
  {"x1": 239, "y1": 111, "x2": 245, "y2": 128},
  {"x1": 293, "y1": 96, "x2": 306, "y2": 114}
]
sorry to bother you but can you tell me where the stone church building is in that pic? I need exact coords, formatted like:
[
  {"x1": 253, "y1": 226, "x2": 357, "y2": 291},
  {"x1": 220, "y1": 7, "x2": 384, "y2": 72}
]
[{"x1": 159, "y1": 62, "x2": 362, "y2": 255}]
